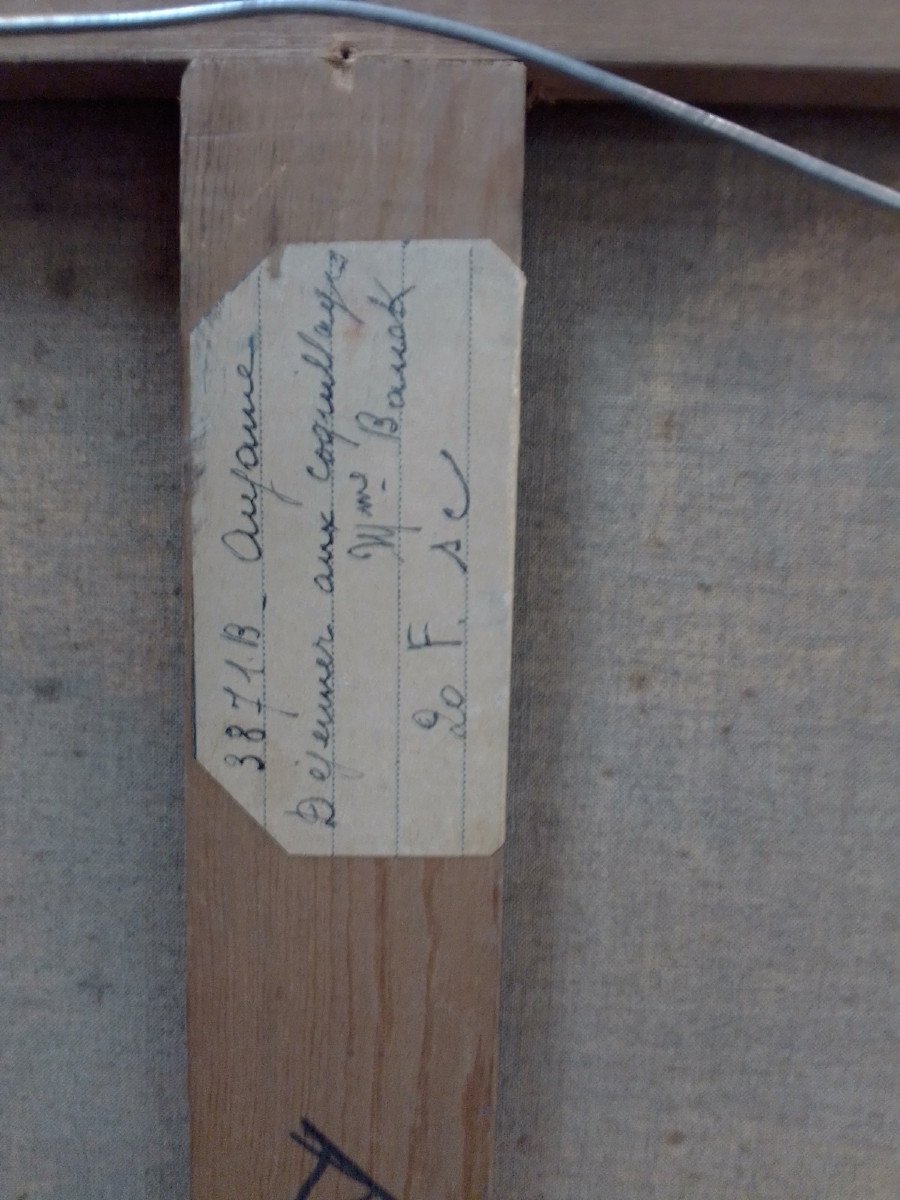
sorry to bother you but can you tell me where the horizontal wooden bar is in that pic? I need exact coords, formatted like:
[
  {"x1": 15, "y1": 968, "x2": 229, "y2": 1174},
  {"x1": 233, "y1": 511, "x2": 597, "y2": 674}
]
[{"x1": 1, "y1": 1, "x2": 899, "y2": 83}]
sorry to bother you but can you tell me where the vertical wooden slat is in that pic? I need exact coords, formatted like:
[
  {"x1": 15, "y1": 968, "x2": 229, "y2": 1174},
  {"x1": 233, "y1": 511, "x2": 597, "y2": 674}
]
[{"x1": 180, "y1": 54, "x2": 524, "y2": 1199}]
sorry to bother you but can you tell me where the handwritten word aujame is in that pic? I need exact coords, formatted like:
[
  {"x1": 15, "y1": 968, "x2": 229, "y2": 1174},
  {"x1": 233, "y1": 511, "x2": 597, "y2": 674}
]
[{"x1": 221, "y1": 335, "x2": 303, "y2": 564}]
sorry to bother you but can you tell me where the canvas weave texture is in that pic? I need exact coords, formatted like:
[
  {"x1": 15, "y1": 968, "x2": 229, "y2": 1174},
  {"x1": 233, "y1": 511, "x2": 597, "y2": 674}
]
[{"x1": 1, "y1": 101, "x2": 897, "y2": 1199}]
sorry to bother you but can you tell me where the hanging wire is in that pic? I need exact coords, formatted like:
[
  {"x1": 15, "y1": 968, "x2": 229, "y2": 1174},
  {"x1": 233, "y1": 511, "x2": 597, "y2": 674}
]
[{"x1": 2, "y1": 0, "x2": 899, "y2": 212}]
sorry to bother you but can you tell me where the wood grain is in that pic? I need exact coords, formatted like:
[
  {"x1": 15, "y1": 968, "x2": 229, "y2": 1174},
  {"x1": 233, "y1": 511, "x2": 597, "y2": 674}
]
[
  {"x1": 3, "y1": 0, "x2": 899, "y2": 77},
  {"x1": 181, "y1": 54, "x2": 523, "y2": 1199}
]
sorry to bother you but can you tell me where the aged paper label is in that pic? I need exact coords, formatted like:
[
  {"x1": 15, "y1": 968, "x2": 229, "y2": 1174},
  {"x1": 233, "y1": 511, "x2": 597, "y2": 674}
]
[{"x1": 190, "y1": 240, "x2": 523, "y2": 855}]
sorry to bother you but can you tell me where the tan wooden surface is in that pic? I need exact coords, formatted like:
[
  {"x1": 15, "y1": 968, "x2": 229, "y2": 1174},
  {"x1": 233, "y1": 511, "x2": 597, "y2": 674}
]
[
  {"x1": 2, "y1": 0, "x2": 899, "y2": 76},
  {"x1": 181, "y1": 53, "x2": 523, "y2": 1199}
]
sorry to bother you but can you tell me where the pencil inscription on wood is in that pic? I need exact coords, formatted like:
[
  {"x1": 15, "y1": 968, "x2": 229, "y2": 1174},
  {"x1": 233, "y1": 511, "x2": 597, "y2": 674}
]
[{"x1": 190, "y1": 239, "x2": 523, "y2": 855}]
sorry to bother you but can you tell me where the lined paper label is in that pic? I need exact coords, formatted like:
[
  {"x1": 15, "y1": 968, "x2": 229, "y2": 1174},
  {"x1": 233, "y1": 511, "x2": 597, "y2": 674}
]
[{"x1": 190, "y1": 240, "x2": 523, "y2": 855}]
